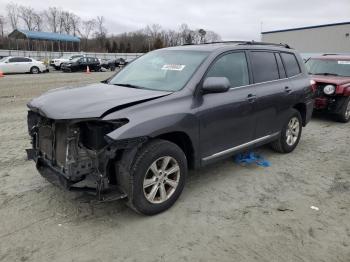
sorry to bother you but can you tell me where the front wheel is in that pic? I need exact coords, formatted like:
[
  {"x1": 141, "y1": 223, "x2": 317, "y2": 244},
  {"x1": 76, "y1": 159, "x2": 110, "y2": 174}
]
[
  {"x1": 270, "y1": 109, "x2": 302, "y2": 153},
  {"x1": 335, "y1": 97, "x2": 350, "y2": 123},
  {"x1": 30, "y1": 66, "x2": 40, "y2": 74},
  {"x1": 128, "y1": 139, "x2": 187, "y2": 215}
]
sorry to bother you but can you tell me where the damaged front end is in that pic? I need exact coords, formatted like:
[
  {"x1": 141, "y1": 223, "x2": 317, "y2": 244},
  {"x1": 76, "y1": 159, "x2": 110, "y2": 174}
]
[{"x1": 26, "y1": 110, "x2": 145, "y2": 201}]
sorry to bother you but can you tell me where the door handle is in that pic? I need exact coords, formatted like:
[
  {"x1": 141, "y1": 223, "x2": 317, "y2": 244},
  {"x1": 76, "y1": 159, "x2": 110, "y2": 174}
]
[
  {"x1": 246, "y1": 94, "x2": 257, "y2": 103},
  {"x1": 285, "y1": 86, "x2": 292, "y2": 94}
]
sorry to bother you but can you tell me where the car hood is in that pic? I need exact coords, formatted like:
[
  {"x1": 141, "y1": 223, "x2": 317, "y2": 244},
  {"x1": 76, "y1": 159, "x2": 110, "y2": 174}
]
[
  {"x1": 27, "y1": 83, "x2": 171, "y2": 119},
  {"x1": 311, "y1": 75, "x2": 350, "y2": 85}
]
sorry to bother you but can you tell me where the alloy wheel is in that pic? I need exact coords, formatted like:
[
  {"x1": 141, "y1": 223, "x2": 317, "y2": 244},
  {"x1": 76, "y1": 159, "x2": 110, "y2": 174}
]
[
  {"x1": 143, "y1": 156, "x2": 180, "y2": 204},
  {"x1": 345, "y1": 100, "x2": 350, "y2": 120},
  {"x1": 286, "y1": 117, "x2": 300, "y2": 146}
]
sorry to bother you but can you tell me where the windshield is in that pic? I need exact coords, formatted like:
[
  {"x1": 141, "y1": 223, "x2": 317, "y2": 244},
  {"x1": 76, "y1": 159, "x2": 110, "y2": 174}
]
[
  {"x1": 306, "y1": 58, "x2": 350, "y2": 77},
  {"x1": 109, "y1": 50, "x2": 209, "y2": 91},
  {"x1": 0, "y1": 57, "x2": 7, "y2": 62}
]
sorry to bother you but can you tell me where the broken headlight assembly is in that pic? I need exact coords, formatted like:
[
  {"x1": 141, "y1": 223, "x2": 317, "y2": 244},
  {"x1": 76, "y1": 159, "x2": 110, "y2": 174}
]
[{"x1": 78, "y1": 119, "x2": 129, "y2": 151}]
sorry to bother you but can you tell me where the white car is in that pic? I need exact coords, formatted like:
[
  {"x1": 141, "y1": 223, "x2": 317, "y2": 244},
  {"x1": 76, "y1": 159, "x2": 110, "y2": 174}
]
[
  {"x1": 50, "y1": 55, "x2": 84, "y2": 70},
  {"x1": 0, "y1": 56, "x2": 47, "y2": 74}
]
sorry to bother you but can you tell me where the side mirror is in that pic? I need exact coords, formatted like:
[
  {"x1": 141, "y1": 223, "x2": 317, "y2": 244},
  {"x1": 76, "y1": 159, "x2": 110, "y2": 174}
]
[{"x1": 202, "y1": 77, "x2": 231, "y2": 93}]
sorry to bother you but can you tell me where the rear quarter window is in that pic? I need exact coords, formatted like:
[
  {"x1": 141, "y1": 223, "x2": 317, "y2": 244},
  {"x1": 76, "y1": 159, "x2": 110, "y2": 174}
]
[
  {"x1": 281, "y1": 52, "x2": 301, "y2": 77},
  {"x1": 249, "y1": 51, "x2": 279, "y2": 83}
]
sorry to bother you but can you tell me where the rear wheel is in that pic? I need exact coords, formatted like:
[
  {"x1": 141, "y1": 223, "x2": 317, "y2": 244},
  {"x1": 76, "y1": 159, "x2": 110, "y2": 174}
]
[
  {"x1": 30, "y1": 66, "x2": 40, "y2": 74},
  {"x1": 128, "y1": 139, "x2": 187, "y2": 215},
  {"x1": 271, "y1": 109, "x2": 302, "y2": 153},
  {"x1": 335, "y1": 97, "x2": 350, "y2": 123}
]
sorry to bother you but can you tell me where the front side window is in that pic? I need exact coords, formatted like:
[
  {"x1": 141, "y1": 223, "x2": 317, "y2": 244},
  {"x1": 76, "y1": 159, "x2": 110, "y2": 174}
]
[
  {"x1": 17, "y1": 58, "x2": 31, "y2": 62},
  {"x1": 281, "y1": 52, "x2": 301, "y2": 77},
  {"x1": 109, "y1": 50, "x2": 209, "y2": 92},
  {"x1": 206, "y1": 52, "x2": 249, "y2": 88},
  {"x1": 9, "y1": 57, "x2": 21, "y2": 63},
  {"x1": 250, "y1": 51, "x2": 279, "y2": 83},
  {"x1": 305, "y1": 58, "x2": 350, "y2": 77}
]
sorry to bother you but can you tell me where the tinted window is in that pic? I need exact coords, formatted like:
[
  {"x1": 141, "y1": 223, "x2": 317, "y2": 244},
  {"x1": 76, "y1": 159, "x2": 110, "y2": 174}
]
[
  {"x1": 206, "y1": 52, "x2": 249, "y2": 88},
  {"x1": 250, "y1": 51, "x2": 279, "y2": 83},
  {"x1": 281, "y1": 52, "x2": 301, "y2": 77},
  {"x1": 9, "y1": 57, "x2": 21, "y2": 63},
  {"x1": 275, "y1": 53, "x2": 286, "y2": 78}
]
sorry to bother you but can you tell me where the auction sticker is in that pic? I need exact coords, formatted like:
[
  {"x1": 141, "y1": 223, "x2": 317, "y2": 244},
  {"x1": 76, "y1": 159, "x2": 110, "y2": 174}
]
[
  {"x1": 338, "y1": 61, "x2": 350, "y2": 65},
  {"x1": 162, "y1": 64, "x2": 186, "y2": 71}
]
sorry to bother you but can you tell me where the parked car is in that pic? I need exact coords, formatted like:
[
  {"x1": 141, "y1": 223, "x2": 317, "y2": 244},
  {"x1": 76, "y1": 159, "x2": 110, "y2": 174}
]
[
  {"x1": 0, "y1": 56, "x2": 47, "y2": 74},
  {"x1": 50, "y1": 54, "x2": 85, "y2": 70},
  {"x1": 306, "y1": 55, "x2": 350, "y2": 122},
  {"x1": 26, "y1": 42, "x2": 314, "y2": 215},
  {"x1": 61, "y1": 57, "x2": 101, "y2": 72},
  {"x1": 109, "y1": 58, "x2": 127, "y2": 71}
]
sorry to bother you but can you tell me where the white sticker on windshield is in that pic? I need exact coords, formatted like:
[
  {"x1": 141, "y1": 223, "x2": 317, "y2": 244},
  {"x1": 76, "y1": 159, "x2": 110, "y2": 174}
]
[
  {"x1": 338, "y1": 61, "x2": 350, "y2": 65},
  {"x1": 162, "y1": 64, "x2": 186, "y2": 71}
]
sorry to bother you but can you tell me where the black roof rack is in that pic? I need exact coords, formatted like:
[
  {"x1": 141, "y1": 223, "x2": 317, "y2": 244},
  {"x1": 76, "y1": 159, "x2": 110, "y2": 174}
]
[
  {"x1": 182, "y1": 41, "x2": 291, "y2": 49},
  {"x1": 322, "y1": 53, "x2": 340, "y2": 56}
]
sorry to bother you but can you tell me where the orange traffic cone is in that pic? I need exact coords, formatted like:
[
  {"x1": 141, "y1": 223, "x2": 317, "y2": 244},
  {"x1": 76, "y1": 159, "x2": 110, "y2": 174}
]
[
  {"x1": 0, "y1": 70, "x2": 4, "y2": 78},
  {"x1": 85, "y1": 66, "x2": 91, "y2": 74}
]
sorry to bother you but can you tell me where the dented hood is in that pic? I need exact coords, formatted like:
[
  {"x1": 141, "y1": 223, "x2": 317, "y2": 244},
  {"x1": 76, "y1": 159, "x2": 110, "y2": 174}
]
[{"x1": 27, "y1": 83, "x2": 171, "y2": 119}]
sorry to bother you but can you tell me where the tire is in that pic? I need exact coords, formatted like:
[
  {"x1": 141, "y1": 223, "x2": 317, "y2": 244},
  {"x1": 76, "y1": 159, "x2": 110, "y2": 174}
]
[
  {"x1": 335, "y1": 97, "x2": 350, "y2": 123},
  {"x1": 128, "y1": 139, "x2": 187, "y2": 215},
  {"x1": 270, "y1": 109, "x2": 302, "y2": 153},
  {"x1": 110, "y1": 65, "x2": 116, "y2": 71},
  {"x1": 30, "y1": 66, "x2": 40, "y2": 74}
]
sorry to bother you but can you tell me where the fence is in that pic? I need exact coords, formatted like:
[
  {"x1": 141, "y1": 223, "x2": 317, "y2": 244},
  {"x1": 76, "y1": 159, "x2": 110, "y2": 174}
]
[{"x1": 0, "y1": 49, "x2": 144, "y2": 61}]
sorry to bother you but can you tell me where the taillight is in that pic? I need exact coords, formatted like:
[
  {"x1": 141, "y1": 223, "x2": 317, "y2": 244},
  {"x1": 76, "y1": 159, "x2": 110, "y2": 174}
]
[{"x1": 310, "y1": 79, "x2": 317, "y2": 93}]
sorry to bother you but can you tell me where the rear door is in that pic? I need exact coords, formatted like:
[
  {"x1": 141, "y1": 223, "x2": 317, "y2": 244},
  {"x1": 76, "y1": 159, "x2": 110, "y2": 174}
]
[
  {"x1": 198, "y1": 51, "x2": 257, "y2": 161},
  {"x1": 17, "y1": 57, "x2": 33, "y2": 73},
  {"x1": 247, "y1": 50, "x2": 294, "y2": 138}
]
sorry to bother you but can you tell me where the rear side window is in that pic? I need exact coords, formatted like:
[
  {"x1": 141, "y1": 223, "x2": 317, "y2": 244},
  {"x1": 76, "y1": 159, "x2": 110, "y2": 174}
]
[
  {"x1": 206, "y1": 52, "x2": 249, "y2": 88},
  {"x1": 281, "y1": 52, "x2": 301, "y2": 77},
  {"x1": 249, "y1": 51, "x2": 279, "y2": 83}
]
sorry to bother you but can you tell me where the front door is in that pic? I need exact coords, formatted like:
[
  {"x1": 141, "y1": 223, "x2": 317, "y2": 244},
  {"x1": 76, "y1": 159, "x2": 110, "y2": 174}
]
[{"x1": 197, "y1": 51, "x2": 257, "y2": 161}]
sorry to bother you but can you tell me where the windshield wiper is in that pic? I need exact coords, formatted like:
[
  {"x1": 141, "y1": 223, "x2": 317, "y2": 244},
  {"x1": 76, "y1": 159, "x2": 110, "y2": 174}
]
[
  {"x1": 312, "y1": 73, "x2": 339, "y2": 76},
  {"x1": 113, "y1": 83, "x2": 145, "y2": 89}
]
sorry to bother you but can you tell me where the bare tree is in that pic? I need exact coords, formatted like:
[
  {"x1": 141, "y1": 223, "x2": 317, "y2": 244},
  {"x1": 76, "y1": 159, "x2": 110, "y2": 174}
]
[
  {"x1": 95, "y1": 16, "x2": 107, "y2": 37},
  {"x1": 18, "y1": 5, "x2": 36, "y2": 31},
  {"x1": 44, "y1": 7, "x2": 61, "y2": 33},
  {"x1": 61, "y1": 11, "x2": 73, "y2": 34},
  {"x1": 80, "y1": 19, "x2": 96, "y2": 39},
  {"x1": 33, "y1": 12, "x2": 44, "y2": 31},
  {"x1": 79, "y1": 19, "x2": 96, "y2": 49},
  {"x1": 70, "y1": 14, "x2": 80, "y2": 36},
  {"x1": 0, "y1": 15, "x2": 5, "y2": 37},
  {"x1": 6, "y1": 3, "x2": 20, "y2": 30}
]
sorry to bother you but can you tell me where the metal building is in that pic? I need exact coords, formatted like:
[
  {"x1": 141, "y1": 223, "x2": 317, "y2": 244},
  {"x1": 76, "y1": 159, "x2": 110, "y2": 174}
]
[
  {"x1": 261, "y1": 22, "x2": 350, "y2": 54},
  {"x1": 8, "y1": 29, "x2": 81, "y2": 52}
]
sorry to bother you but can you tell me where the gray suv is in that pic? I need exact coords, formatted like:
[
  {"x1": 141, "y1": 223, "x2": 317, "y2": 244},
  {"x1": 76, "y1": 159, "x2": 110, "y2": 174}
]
[{"x1": 27, "y1": 41, "x2": 314, "y2": 215}]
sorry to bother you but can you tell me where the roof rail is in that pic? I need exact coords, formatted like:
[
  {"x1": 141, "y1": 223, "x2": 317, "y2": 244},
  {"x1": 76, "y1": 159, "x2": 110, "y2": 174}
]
[
  {"x1": 182, "y1": 41, "x2": 292, "y2": 49},
  {"x1": 322, "y1": 53, "x2": 340, "y2": 56}
]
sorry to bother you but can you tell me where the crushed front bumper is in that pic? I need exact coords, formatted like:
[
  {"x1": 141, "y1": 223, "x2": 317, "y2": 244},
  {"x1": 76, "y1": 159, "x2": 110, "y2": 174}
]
[{"x1": 26, "y1": 146, "x2": 128, "y2": 202}]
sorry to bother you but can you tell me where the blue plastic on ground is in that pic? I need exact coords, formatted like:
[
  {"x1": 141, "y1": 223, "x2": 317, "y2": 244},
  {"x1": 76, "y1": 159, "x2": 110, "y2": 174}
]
[{"x1": 234, "y1": 151, "x2": 270, "y2": 167}]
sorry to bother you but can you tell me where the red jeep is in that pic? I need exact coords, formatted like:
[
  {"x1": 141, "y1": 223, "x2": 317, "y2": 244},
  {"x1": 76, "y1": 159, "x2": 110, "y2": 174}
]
[{"x1": 306, "y1": 55, "x2": 350, "y2": 122}]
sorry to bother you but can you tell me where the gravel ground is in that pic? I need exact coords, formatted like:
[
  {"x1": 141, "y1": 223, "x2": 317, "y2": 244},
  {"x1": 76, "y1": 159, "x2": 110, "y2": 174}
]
[{"x1": 0, "y1": 72, "x2": 349, "y2": 262}]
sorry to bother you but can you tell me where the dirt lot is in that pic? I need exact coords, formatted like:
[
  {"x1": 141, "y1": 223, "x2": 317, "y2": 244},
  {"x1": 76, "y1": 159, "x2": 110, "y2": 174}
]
[{"x1": 0, "y1": 72, "x2": 349, "y2": 262}]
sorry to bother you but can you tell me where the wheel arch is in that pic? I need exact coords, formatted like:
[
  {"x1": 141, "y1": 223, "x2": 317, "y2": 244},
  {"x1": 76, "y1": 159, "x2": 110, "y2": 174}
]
[
  {"x1": 293, "y1": 103, "x2": 307, "y2": 126},
  {"x1": 155, "y1": 131, "x2": 195, "y2": 169}
]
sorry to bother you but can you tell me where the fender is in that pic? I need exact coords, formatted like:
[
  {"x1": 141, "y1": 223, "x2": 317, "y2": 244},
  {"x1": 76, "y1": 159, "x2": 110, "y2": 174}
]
[{"x1": 106, "y1": 113, "x2": 199, "y2": 148}]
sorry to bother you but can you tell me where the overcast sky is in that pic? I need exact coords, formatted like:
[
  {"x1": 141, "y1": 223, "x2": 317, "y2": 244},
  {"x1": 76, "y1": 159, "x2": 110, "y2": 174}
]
[{"x1": 1, "y1": 0, "x2": 350, "y2": 40}]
